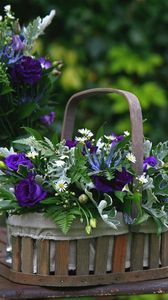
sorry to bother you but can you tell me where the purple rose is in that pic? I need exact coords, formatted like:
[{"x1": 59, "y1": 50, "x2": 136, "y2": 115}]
[
  {"x1": 11, "y1": 56, "x2": 42, "y2": 85},
  {"x1": 15, "y1": 175, "x2": 47, "y2": 207},
  {"x1": 93, "y1": 175, "x2": 113, "y2": 193},
  {"x1": 5, "y1": 153, "x2": 33, "y2": 172},
  {"x1": 41, "y1": 111, "x2": 55, "y2": 126},
  {"x1": 65, "y1": 139, "x2": 78, "y2": 149},
  {"x1": 38, "y1": 57, "x2": 52, "y2": 69},
  {"x1": 112, "y1": 168, "x2": 133, "y2": 191},
  {"x1": 143, "y1": 156, "x2": 158, "y2": 171}
]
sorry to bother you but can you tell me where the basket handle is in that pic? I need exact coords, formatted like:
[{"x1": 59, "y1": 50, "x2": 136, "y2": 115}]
[{"x1": 61, "y1": 88, "x2": 144, "y2": 175}]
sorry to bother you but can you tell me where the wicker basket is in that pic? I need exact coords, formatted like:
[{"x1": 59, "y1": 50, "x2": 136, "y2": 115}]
[{"x1": 6, "y1": 88, "x2": 168, "y2": 286}]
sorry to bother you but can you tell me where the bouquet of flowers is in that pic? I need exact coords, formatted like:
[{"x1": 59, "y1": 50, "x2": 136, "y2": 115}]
[
  {"x1": 0, "y1": 128, "x2": 168, "y2": 235},
  {"x1": 0, "y1": 5, "x2": 61, "y2": 146}
]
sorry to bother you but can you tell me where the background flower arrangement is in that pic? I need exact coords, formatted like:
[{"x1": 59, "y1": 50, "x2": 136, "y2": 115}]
[
  {"x1": 0, "y1": 128, "x2": 168, "y2": 235},
  {"x1": 0, "y1": 5, "x2": 61, "y2": 146}
]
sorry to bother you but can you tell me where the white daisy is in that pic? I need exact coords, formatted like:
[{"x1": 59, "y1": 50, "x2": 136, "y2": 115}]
[
  {"x1": 75, "y1": 136, "x2": 87, "y2": 143},
  {"x1": 124, "y1": 131, "x2": 130, "y2": 137},
  {"x1": 126, "y1": 153, "x2": 136, "y2": 163},
  {"x1": 138, "y1": 174, "x2": 148, "y2": 184},
  {"x1": 26, "y1": 150, "x2": 38, "y2": 159},
  {"x1": 104, "y1": 135, "x2": 116, "y2": 141},
  {"x1": 55, "y1": 180, "x2": 68, "y2": 192},
  {"x1": 78, "y1": 128, "x2": 93, "y2": 138},
  {"x1": 4, "y1": 5, "x2": 14, "y2": 19}
]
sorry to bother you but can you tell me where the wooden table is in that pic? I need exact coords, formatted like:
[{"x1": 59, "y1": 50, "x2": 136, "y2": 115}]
[{"x1": 1, "y1": 227, "x2": 168, "y2": 299}]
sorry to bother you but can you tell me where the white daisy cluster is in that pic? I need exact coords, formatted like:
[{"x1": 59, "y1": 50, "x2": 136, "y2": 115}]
[
  {"x1": 126, "y1": 152, "x2": 136, "y2": 163},
  {"x1": 137, "y1": 174, "x2": 148, "y2": 184},
  {"x1": 75, "y1": 128, "x2": 93, "y2": 143}
]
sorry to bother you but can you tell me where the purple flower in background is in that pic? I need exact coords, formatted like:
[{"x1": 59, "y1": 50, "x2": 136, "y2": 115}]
[
  {"x1": 93, "y1": 175, "x2": 114, "y2": 193},
  {"x1": 41, "y1": 111, "x2": 55, "y2": 126},
  {"x1": 111, "y1": 133, "x2": 124, "y2": 147},
  {"x1": 38, "y1": 57, "x2": 52, "y2": 69},
  {"x1": 143, "y1": 156, "x2": 158, "y2": 171},
  {"x1": 5, "y1": 153, "x2": 33, "y2": 172},
  {"x1": 65, "y1": 140, "x2": 78, "y2": 149},
  {"x1": 10, "y1": 56, "x2": 42, "y2": 85},
  {"x1": 0, "y1": 35, "x2": 24, "y2": 64},
  {"x1": 15, "y1": 175, "x2": 47, "y2": 207}
]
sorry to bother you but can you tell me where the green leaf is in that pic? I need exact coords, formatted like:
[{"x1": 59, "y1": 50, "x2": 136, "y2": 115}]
[
  {"x1": 45, "y1": 207, "x2": 79, "y2": 234},
  {"x1": 115, "y1": 191, "x2": 125, "y2": 202},
  {"x1": 95, "y1": 126, "x2": 104, "y2": 142},
  {"x1": 17, "y1": 164, "x2": 29, "y2": 177},
  {"x1": 0, "y1": 188, "x2": 16, "y2": 201},
  {"x1": 17, "y1": 102, "x2": 37, "y2": 120},
  {"x1": 22, "y1": 127, "x2": 42, "y2": 140}
]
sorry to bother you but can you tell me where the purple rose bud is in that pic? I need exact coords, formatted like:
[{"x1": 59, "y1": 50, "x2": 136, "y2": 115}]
[
  {"x1": 11, "y1": 56, "x2": 42, "y2": 85},
  {"x1": 5, "y1": 153, "x2": 33, "y2": 172},
  {"x1": 65, "y1": 140, "x2": 78, "y2": 149},
  {"x1": 12, "y1": 35, "x2": 24, "y2": 52},
  {"x1": 41, "y1": 111, "x2": 55, "y2": 126},
  {"x1": 15, "y1": 175, "x2": 47, "y2": 207},
  {"x1": 143, "y1": 156, "x2": 158, "y2": 171},
  {"x1": 38, "y1": 57, "x2": 52, "y2": 69}
]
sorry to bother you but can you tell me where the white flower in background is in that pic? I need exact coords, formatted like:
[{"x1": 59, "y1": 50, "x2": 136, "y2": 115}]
[
  {"x1": 75, "y1": 136, "x2": 87, "y2": 143},
  {"x1": 55, "y1": 180, "x2": 68, "y2": 192},
  {"x1": 27, "y1": 149, "x2": 38, "y2": 159},
  {"x1": 138, "y1": 174, "x2": 148, "y2": 184},
  {"x1": 55, "y1": 160, "x2": 65, "y2": 167},
  {"x1": 104, "y1": 135, "x2": 116, "y2": 141},
  {"x1": 126, "y1": 153, "x2": 136, "y2": 163},
  {"x1": 39, "y1": 9, "x2": 56, "y2": 32},
  {"x1": 4, "y1": 5, "x2": 14, "y2": 19},
  {"x1": 78, "y1": 128, "x2": 93, "y2": 138},
  {"x1": 0, "y1": 16, "x2": 2, "y2": 22},
  {"x1": 124, "y1": 131, "x2": 130, "y2": 137}
]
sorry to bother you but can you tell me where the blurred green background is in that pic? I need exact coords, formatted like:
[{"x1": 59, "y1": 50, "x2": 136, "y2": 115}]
[
  {"x1": 1, "y1": 0, "x2": 168, "y2": 143},
  {"x1": 1, "y1": 2, "x2": 168, "y2": 299}
]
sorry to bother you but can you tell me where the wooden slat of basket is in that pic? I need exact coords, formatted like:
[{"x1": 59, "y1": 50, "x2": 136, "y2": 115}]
[
  {"x1": 95, "y1": 236, "x2": 109, "y2": 274},
  {"x1": 112, "y1": 234, "x2": 128, "y2": 273},
  {"x1": 130, "y1": 233, "x2": 145, "y2": 271},
  {"x1": 161, "y1": 232, "x2": 168, "y2": 267},
  {"x1": 22, "y1": 237, "x2": 33, "y2": 274},
  {"x1": 37, "y1": 240, "x2": 49, "y2": 275},
  {"x1": 55, "y1": 241, "x2": 69, "y2": 275},
  {"x1": 77, "y1": 239, "x2": 90, "y2": 275},
  {"x1": 12, "y1": 236, "x2": 21, "y2": 272},
  {"x1": 149, "y1": 234, "x2": 160, "y2": 269}
]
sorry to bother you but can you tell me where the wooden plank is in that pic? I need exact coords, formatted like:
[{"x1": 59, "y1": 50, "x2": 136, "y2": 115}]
[
  {"x1": 95, "y1": 236, "x2": 109, "y2": 275},
  {"x1": 76, "y1": 239, "x2": 90, "y2": 275},
  {"x1": 21, "y1": 237, "x2": 33, "y2": 274},
  {"x1": 12, "y1": 236, "x2": 21, "y2": 272},
  {"x1": 161, "y1": 231, "x2": 168, "y2": 267},
  {"x1": 112, "y1": 234, "x2": 128, "y2": 273},
  {"x1": 130, "y1": 233, "x2": 145, "y2": 271},
  {"x1": 149, "y1": 234, "x2": 160, "y2": 269},
  {"x1": 55, "y1": 240, "x2": 69, "y2": 275},
  {"x1": 8, "y1": 265, "x2": 168, "y2": 286},
  {"x1": 37, "y1": 239, "x2": 50, "y2": 275}
]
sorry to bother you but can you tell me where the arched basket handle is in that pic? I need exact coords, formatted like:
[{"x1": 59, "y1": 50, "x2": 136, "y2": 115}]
[{"x1": 61, "y1": 88, "x2": 144, "y2": 175}]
